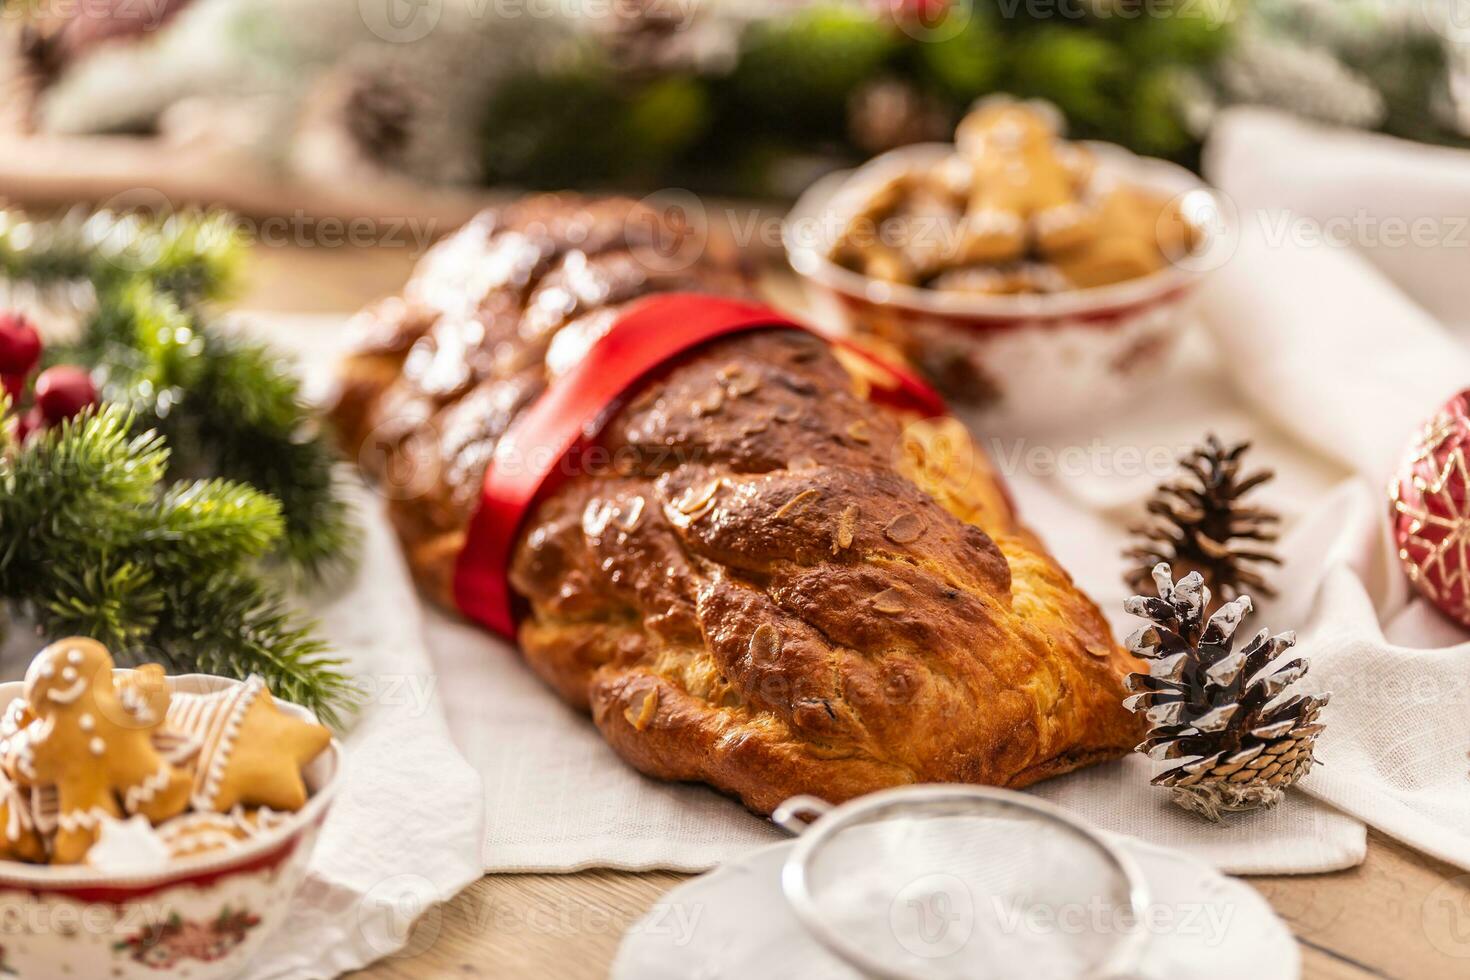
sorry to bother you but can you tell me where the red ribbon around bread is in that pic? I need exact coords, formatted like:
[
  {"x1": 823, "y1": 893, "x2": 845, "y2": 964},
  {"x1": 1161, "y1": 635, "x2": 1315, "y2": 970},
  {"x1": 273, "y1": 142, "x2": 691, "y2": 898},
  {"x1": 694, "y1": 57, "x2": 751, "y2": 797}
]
[{"x1": 452, "y1": 292, "x2": 949, "y2": 637}]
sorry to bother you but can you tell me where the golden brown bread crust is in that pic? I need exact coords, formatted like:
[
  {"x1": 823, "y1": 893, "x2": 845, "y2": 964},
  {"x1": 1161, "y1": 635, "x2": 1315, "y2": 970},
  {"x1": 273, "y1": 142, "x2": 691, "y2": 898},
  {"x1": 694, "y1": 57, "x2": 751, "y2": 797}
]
[{"x1": 332, "y1": 193, "x2": 1143, "y2": 815}]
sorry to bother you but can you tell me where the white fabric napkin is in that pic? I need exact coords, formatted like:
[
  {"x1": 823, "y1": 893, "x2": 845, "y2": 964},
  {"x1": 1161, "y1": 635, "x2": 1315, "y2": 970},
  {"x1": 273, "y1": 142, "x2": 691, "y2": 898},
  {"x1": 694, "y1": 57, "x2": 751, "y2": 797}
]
[
  {"x1": 1200, "y1": 109, "x2": 1470, "y2": 871},
  {"x1": 232, "y1": 324, "x2": 486, "y2": 979},
  {"x1": 1206, "y1": 106, "x2": 1470, "y2": 333}
]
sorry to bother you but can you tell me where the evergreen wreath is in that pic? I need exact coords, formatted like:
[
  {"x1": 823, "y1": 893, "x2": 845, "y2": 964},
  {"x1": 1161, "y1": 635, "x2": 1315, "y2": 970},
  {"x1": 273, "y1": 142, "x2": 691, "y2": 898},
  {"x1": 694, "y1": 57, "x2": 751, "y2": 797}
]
[{"x1": 0, "y1": 206, "x2": 357, "y2": 725}]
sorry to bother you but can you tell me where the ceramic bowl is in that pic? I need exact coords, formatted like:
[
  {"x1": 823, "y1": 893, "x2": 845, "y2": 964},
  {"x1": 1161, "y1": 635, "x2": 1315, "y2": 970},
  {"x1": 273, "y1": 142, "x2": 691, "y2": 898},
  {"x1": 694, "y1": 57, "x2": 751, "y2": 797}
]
[
  {"x1": 784, "y1": 142, "x2": 1232, "y2": 430},
  {"x1": 0, "y1": 673, "x2": 340, "y2": 979}
]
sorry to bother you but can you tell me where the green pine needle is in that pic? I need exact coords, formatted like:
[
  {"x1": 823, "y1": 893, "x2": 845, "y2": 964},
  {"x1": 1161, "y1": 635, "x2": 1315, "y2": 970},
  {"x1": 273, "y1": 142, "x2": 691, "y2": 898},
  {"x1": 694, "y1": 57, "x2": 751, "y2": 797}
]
[
  {"x1": 151, "y1": 572, "x2": 355, "y2": 729},
  {"x1": 145, "y1": 479, "x2": 287, "y2": 571},
  {"x1": 40, "y1": 560, "x2": 164, "y2": 653}
]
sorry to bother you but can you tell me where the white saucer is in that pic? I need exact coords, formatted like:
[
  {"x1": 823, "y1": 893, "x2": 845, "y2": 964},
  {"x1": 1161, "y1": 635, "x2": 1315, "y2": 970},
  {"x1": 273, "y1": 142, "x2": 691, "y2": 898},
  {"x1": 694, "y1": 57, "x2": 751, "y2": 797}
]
[{"x1": 612, "y1": 834, "x2": 1299, "y2": 980}]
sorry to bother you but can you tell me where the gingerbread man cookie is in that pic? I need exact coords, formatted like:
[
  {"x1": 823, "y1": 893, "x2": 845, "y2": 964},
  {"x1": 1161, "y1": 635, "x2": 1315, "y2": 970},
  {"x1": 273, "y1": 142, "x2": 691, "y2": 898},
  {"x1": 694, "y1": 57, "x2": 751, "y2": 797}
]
[
  {"x1": 955, "y1": 98, "x2": 1095, "y2": 265},
  {"x1": 168, "y1": 676, "x2": 331, "y2": 813},
  {"x1": 22, "y1": 638, "x2": 193, "y2": 864}
]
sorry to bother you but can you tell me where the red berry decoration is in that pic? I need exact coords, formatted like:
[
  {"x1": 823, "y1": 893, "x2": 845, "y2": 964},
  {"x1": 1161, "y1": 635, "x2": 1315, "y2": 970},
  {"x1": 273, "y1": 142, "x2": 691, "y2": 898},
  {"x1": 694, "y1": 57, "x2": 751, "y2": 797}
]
[
  {"x1": 33, "y1": 366, "x2": 99, "y2": 425},
  {"x1": 1391, "y1": 388, "x2": 1470, "y2": 628},
  {"x1": 0, "y1": 313, "x2": 42, "y2": 379}
]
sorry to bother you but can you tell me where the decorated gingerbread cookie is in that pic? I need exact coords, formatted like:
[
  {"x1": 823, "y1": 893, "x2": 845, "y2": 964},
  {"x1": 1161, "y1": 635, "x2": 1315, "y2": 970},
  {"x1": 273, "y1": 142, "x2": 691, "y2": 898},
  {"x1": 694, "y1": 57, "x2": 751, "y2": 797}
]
[
  {"x1": 955, "y1": 98, "x2": 1095, "y2": 265},
  {"x1": 22, "y1": 638, "x2": 194, "y2": 863},
  {"x1": 168, "y1": 675, "x2": 331, "y2": 813},
  {"x1": 0, "y1": 642, "x2": 332, "y2": 866}
]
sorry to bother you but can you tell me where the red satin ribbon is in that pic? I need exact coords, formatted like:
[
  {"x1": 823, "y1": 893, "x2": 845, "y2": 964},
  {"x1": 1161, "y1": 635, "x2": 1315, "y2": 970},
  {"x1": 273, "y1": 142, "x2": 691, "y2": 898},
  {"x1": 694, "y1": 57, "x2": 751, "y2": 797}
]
[{"x1": 452, "y1": 292, "x2": 948, "y2": 637}]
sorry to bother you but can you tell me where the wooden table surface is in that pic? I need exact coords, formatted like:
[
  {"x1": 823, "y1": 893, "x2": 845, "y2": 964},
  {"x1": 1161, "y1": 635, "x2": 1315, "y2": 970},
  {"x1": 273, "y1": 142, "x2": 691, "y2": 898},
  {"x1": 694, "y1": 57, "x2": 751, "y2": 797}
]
[{"x1": 236, "y1": 242, "x2": 1470, "y2": 980}]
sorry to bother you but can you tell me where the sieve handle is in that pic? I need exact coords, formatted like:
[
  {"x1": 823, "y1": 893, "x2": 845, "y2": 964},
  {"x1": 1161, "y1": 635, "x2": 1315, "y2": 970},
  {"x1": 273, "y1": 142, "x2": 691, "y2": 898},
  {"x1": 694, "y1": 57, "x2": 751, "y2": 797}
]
[{"x1": 771, "y1": 795, "x2": 832, "y2": 836}]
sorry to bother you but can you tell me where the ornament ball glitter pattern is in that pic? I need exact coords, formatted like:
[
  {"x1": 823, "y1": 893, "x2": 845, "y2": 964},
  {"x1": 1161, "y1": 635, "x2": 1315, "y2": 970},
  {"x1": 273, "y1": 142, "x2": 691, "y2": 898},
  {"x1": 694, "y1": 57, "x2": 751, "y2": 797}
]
[{"x1": 1391, "y1": 389, "x2": 1470, "y2": 629}]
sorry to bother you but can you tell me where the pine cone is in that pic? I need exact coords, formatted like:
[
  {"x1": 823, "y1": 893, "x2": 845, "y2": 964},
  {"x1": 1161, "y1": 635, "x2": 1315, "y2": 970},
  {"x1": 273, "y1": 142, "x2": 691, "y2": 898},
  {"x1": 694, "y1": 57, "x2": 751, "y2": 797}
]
[
  {"x1": 342, "y1": 72, "x2": 415, "y2": 165},
  {"x1": 1122, "y1": 563, "x2": 1329, "y2": 821},
  {"x1": 1124, "y1": 434, "x2": 1280, "y2": 605}
]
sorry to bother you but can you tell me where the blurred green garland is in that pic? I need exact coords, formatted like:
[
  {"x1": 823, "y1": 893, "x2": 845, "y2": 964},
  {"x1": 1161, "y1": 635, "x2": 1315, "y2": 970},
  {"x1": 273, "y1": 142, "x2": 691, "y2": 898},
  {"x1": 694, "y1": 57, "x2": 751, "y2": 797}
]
[
  {"x1": 479, "y1": 0, "x2": 1236, "y2": 194},
  {"x1": 476, "y1": 0, "x2": 1467, "y2": 195}
]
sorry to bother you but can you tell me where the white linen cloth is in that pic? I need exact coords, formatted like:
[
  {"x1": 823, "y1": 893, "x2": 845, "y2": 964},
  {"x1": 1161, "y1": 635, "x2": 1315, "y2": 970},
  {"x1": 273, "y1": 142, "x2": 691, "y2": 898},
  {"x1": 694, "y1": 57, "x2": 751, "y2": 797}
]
[
  {"x1": 229, "y1": 326, "x2": 486, "y2": 979},
  {"x1": 1201, "y1": 109, "x2": 1470, "y2": 872}
]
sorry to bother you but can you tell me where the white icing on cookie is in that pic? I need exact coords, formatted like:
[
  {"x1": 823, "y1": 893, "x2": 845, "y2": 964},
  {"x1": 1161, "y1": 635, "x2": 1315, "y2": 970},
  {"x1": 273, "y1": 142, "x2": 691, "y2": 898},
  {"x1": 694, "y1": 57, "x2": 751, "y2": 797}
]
[
  {"x1": 0, "y1": 774, "x2": 33, "y2": 843},
  {"x1": 168, "y1": 677, "x2": 263, "y2": 811},
  {"x1": 30, "y1": 785, "x2": 59, "y2": 835},
  {"x1": 57, "y1": 805, "x2": 114, "y2": 834},
  {"x1": 122, "y1": 761, "x2": 174, "y2": 814},
  {"x1": 44, "y1": 676, "x2": 87, "y2": 705},
  {"x1": 117, "y1": 685, "x2": 156, "y2": 726},
  {"x1": 150, "y1": 729, "x2": 201, "y2": 766}
]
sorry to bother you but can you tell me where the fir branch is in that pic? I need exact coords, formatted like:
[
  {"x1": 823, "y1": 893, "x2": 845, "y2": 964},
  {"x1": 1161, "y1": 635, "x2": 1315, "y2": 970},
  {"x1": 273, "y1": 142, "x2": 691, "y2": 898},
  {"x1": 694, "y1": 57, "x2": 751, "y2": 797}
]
[
  {"x1": 0, "y1": 405, "x2": 358, "y2": 725},
  {"x1": 188, "y1": 329, "x2": 356, "y2": 579},
  {"x1": 150, "y1": 572, "x2": 355, "y2": 729},
  {"x1": 57, "y1": 283, "x2": 356, "y2": 580},
  {"x1": 38, "y1": 559, "x2": 164, "y2": 653},
  {"x1": 143, "y1": 480, "x2": 286, "y2": 572},
  {"x1": 0, "y1": 408, "x2": 166, "y2": 577}
]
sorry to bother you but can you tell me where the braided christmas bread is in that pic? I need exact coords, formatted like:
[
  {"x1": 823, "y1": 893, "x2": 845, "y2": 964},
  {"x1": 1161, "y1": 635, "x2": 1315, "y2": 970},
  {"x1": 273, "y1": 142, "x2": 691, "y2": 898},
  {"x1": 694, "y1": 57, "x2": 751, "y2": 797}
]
[{"x1": 331, "y1": 194, "x2": 1141, "y2": 814}]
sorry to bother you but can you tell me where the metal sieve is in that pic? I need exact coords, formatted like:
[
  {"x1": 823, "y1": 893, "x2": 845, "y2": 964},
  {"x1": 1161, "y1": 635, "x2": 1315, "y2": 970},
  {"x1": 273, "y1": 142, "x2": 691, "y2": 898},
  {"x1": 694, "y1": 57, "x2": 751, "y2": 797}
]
[{"x1": 773, "y1": 785, "x2": 1150, "y2": 980}]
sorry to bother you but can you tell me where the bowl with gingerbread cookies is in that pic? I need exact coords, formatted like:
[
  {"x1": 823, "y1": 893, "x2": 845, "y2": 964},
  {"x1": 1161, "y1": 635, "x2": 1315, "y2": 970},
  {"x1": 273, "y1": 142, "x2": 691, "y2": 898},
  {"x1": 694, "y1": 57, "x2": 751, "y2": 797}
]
[
  {"x1": 0, "y1": 637, "x2": 340, "y2": 978},
  {"x1": 784, "y1": 96, "x2": 1230, "y2": 428}
]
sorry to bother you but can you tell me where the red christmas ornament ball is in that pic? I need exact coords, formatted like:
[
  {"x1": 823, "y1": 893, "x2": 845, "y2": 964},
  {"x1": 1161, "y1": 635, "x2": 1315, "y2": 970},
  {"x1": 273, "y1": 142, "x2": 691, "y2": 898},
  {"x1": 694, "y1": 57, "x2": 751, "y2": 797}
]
[
  {"x1": 0, "y1": 313, "x2": 42, "y2": 378},
  {"x1": 1391, "y1": 388, "x2": 1470, "y2": 628},
  {"x1": 33, "y1": 366, "x2": 99, "y2": 425},
  {"x1": 2, "y1": 373, "x2": 26, "y2": 403}
]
